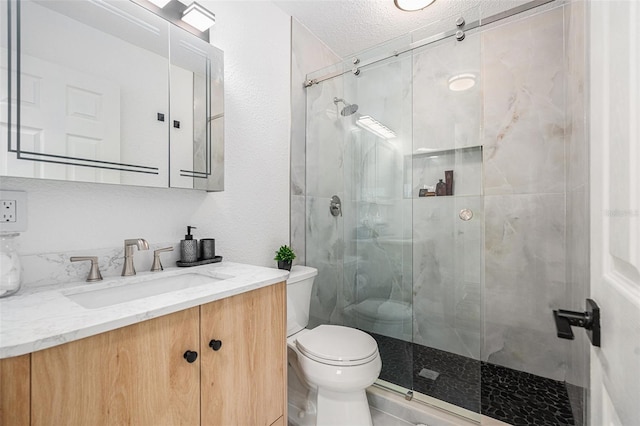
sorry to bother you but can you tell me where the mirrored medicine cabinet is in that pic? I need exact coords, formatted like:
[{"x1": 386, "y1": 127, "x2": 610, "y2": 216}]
[{"x1": 0, "y1": 0, "x2": 224, "y2": 191}]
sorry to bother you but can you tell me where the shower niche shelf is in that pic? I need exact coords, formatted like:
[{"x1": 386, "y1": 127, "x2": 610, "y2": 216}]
[
  {"x1": 406, "y1": 145, "x2": 483, "y2": 199},
  {"x1": 410, "y1": 145, "x2": 482, "y2": 159}
]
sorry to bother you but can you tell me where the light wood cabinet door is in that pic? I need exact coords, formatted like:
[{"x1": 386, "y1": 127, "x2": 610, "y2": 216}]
[
  {"x1": 0, "y1": 354, "x2": 30, "y2": 426},
  {"x1": 269, "y1": 416, "x2": 285, "y2": 426},
  {"x1": 200, "y1": 282, "x2": 286, "y2": 426},
  {"x1": 31, "y1": 307, "x2": 200, "y2": 426}
]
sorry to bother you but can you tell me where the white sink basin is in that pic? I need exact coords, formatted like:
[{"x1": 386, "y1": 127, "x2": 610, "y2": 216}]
[{"x1": 66, "y1": 272, "x2": 226, "y2": 309}]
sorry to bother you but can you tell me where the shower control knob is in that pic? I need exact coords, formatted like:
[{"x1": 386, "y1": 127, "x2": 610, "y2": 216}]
[
  {"x1": 459, "y1": 209, "x2": 473, "y2": 221},
  {"x1": 330, "y1": 195, "x2": 343, "y2": 217},
  {"x1": 209, "y1": 339, "x2": 222, "y2": 351},
  {"x1": 183, "y1": 350, "x2": 198, "y2": 363},
  {"x1": 456, "y1": 17, "x2": 466, "y2": 27},
  {"x1": 456, "y1": 30, "x2": 466, "y2": 41}
]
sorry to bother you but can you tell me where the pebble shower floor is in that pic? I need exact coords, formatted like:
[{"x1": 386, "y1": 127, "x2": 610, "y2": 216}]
[{"x1": 369, "y1": 332, "x2": 581, "y2": 426}]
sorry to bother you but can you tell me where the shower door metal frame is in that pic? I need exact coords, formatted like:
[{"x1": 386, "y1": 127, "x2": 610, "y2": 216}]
[{"x1": 303, "y1": 0, "x2": 556, "y2": 88}]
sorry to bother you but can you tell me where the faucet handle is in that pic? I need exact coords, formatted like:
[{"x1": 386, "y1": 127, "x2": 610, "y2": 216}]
[
  {"x1": 151, "y1": 247, "x2": 174, "y2": 272},
  {"x1": 70, "y1": 256, "x2": 103, "y2": 282}
]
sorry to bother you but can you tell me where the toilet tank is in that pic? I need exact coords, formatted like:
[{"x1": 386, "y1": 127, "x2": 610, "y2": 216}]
[{"x1": 286, "y1": 266, "x2": 318, "y2": 337}]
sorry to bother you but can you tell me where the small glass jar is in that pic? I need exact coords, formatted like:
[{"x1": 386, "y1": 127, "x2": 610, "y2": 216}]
[{"x1": 0, "y1": 233, "x2": 22, "y2": 297}]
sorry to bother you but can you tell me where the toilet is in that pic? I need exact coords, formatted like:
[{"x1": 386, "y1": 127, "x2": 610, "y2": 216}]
[
  {"x1": 286, "y1": 265, "x2": 382, "y2": 426},
  {"x1": 343, "y1": 298, "x2": 413, "y2": 340}
]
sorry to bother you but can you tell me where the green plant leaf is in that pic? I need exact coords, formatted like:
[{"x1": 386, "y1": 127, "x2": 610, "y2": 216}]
[{"x1": 274, "y1": 244, "x2": 296, "y2": 261}]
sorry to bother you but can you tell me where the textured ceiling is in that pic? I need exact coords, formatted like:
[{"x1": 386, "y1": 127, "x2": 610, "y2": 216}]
[{"x1": 274, "y1": 0, "x2": 531, "y2": 58}]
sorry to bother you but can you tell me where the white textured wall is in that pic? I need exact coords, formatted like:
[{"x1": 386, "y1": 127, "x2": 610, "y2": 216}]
[
  {"x1": 0, "y1": 1, "x2": 291, "y2": 269},
  {"x1": 194, "y1": 0, "x2": 291, "y2": 265}
]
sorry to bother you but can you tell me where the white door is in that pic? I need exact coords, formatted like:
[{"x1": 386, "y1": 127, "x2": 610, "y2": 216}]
[
  {"x1": 589, "y1": 1, "x2": 640, "y2": 425},
  {"x1": 0, "y1": 53, "x2": 120, "y2": 183}
]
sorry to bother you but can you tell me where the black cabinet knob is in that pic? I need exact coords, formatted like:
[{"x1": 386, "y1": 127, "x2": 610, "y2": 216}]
[
  {"x1": 209, "y1": 339, "x2": 222, "y2": 351},
  {"x1": 183, "y1": 350, "x2": 198, "y2": 363}
]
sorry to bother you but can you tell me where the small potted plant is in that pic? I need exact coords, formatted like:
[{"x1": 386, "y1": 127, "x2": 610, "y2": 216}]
[{"x1": 274, "y1": 245, "x2": 296, "y2": 271}]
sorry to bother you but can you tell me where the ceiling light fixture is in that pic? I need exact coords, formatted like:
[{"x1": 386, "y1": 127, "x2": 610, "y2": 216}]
[
  {"x1": 147, "y1": 0, "x2": 172, "y2": 8},
  {"x1": 448, "y1": 73, "x2": 476, "y2": 91},
  {"x1": 394, "y1": 0, "x2": 436, "y2": 12},
  {"x1": 356, "y1": 116, "x2": 397, "y2": 139},
  {"x1": 181, "y1": 2, "x2": 216, "y2": 32}
]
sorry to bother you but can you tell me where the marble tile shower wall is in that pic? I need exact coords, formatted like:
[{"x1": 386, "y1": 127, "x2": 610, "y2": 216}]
[
  {"x1": 290, "y1": 21, "x2": 347, "y2": 327},
  {"x1": 304, "y1": 71, "x2": 347, "y2": 327},
  {"x1": 481, "y1": 7, "x2": 572, "y2": 382},
  {"x1": 564, "y1": 2, "x2": 588, "y2": 422},
  {"x1": 411, "y1": 32, "x2": 484, "y2": 359},
  {"x1": 412, "y1": 196, "x2": 483, "y2": 359},
  {"x1": 290, "y1": 19, "x2": 341, "y2": 268},
  {"x1": 341, "y1": 54, "x2": 414, "y2": 340}
]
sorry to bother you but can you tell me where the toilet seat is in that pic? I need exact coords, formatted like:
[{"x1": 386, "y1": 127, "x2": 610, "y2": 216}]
[{"x1": 295, "y1": 325, "x2": 378, "y2": 366}]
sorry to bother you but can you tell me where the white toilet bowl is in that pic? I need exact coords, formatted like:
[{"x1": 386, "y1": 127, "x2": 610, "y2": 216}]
[
  {"x1": 288, "y1": 326, "x2": 382, "y2": 426},
  {"x1": 286, "y1": 267, "x2": 382, "y2": 426},
  {"x1": 343, "y1": 298, "x2": 412, "y2": 339}
]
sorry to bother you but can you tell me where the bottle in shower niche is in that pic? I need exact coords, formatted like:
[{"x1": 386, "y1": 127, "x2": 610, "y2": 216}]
[
  {"x1": 435, "y1": 179, "x2": 447, "y2": 196},
  {"x1": 445, "y1": 170, "x2": 454, "y2": 196},
  {"x1": 180, "y1": 226, "x2": 198, "y2": 263}
]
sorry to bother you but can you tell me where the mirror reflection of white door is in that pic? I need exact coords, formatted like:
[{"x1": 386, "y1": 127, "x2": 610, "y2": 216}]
[
  {"x1": 169, "y1": 64, "x2": 194, "y2": 189},
  {"x1": 589, "y1": 1, "x2": 640, "y2": 425},
  {"x1": 0, "y1": 54, "x2": 120, "y2": 183}
]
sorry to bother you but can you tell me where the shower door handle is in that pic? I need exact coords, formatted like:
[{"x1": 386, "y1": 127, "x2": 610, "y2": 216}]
[
  {"x1": 552, "y1": 298, "x2": 601, "y2": 347},
  {"x1": 330, "y1": 195, "x2": 342, "y2": 217}
]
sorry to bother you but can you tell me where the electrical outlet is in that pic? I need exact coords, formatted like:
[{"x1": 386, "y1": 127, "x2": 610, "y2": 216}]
[
  {"x1": 0, "y1": 190, "x2": 27, "y2": 233},
  {"x1": 2, "y1": 200, "x2": 17, "y2": 222}
]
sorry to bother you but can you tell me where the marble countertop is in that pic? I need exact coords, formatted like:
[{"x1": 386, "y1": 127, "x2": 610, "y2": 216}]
[{"x1": 0, "y1": 262, "x2": 289, "y2": 359}]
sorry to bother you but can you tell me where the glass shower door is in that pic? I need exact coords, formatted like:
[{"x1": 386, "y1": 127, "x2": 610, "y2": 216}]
[
  {"x1": 303, "y1": 6, "x2": 485, "y2": 416},
  {"x1": 304, "y1": 61, "x2": 347, "y2": 331},
  {"x1": 303, "y1": 2, "x2": 587, "y2": 424},
  {"x1": 339, "y1": 39, "x2": 415, "y2": 393},
  {"x1": 409, "y1": 22, "x2": 483, "y2": 414}
]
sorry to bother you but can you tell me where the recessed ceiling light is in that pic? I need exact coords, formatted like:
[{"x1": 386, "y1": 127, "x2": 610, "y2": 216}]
[
  {"x1": 448, "y1": 73, "x2": 476, "y2": 91},
  {"x1": 394, "y1": 0, "x2": 436, "y2": 12}
]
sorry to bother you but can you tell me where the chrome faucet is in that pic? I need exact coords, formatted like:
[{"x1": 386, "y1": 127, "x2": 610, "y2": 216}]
[
  {"x1": 70, "y1": 256, "x2": 103, "y2": 282},
  {"x1": 122, "y1": 238, "x2": 149, "y2": 276}
]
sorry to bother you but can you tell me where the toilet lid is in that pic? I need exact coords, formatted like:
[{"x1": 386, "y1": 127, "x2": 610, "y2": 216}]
[{"x1": 295, "y1": 325, "x2": 379, "y2": 366}]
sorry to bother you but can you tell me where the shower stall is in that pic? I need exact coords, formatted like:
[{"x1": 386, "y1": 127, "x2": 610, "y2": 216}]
[{"x1": 294, "y1": 1, "x2": 589, "y2": 425}]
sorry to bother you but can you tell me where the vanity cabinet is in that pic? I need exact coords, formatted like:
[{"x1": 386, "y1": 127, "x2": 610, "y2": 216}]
[
  {"x1": 201, "y1": 282, "x2": 286, "y2": 426},
  {"x1": 0, "y1": 354, "x2": 30, "y2": 426},
  {"x1": 31, "y1": 306, "x2": 201, "y2": 425},
  {"x1": 6, "y1": 283, "x2": 285, "y2": 426}
]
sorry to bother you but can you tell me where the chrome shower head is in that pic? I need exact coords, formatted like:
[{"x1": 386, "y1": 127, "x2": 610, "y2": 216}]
[{"x1": 333, "y1": 97, "x2": 359, "y2": 116}]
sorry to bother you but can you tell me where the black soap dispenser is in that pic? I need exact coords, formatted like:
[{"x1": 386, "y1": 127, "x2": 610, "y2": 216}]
[{"x1": 180, "y1": 226, "x2": 198, "y2": 263}]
